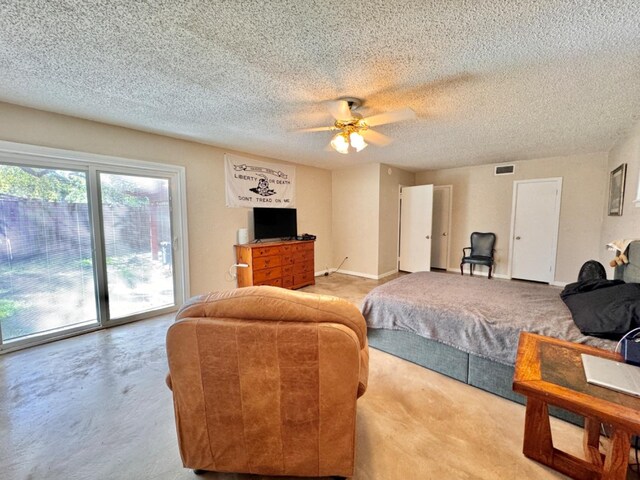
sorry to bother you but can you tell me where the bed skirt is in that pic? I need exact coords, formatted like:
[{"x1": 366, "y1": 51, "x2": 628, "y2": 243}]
[{"x1": 368, "y1": 328, "x2": 583, "y2": 427}]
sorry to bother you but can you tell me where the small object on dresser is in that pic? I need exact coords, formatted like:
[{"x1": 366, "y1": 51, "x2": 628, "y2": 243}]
[
  {"x1": 296, "y1": 233, "x2": 316, "y2": 241},
  {"x1": 237, "y1": 228, "x2": 249, "y2": 245}
]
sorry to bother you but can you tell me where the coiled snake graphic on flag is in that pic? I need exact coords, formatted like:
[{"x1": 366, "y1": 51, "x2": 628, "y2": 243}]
[{"x1": 249, "y1": 174, "x2": 276, "y2": 197}]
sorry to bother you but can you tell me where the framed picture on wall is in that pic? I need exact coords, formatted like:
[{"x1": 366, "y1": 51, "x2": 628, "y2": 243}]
[{"x1": 608, "y1": 163, "x2": 627, "y2": 216}]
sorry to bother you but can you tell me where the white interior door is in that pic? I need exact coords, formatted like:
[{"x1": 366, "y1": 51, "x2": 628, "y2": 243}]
[
  {"x1": 431, "y1": 185, "x2": 452, "y2": 269},
  {"x1": 399, "y1": 185, "x2": 433, "y2": 272},
  {"x1": 510, "y1": 179, "x2": 562, "y2": 283}
]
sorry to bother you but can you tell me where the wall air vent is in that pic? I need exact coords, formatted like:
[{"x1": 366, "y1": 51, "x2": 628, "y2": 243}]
[{"x1": 495, "y1": 165, "x2": 515, "y2": 175}]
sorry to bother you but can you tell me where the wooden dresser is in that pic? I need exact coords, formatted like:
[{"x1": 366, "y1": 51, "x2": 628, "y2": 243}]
[{"x1": 235, "y1": 240, "x2": 315, "y2": 290}]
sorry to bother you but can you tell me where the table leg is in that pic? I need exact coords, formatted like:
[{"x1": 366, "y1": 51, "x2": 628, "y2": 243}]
[
  {"x1": 601, "y1": 427, "x2": 631, "y2": 480},
  {"x1": 583, "y1": 417, "x2": 604, "y2": 467},
  {"x1": 523, "y1": 398, "x2": 553, "y2": 464}
]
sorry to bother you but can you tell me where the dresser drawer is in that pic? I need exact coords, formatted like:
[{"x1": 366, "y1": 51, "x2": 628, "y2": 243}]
[
  {"x1": 293, "y1": 261, "x2": 314, "y2": 274},
  {"x1": 292, "y1": 242, "x2": 314, "y2": 252},
  {"x1": 253, "y1": 246, "x2": 282, "y2": 258},
  {"x1": 253, "y1": 255, "x2": 282, "y2": 270},
  {"x1": 280, "y1": 244, "x2": 293, "y2": 254},
  {"x1": 293, "y1": 271, "x2": 314, "y2": 286},
  {"x1": 255, "y1": 278, "x2": 282, "y2": 287},
  {"x1": 254, "y1": 267, "x2": 282, "y2": 283},
  {"x1": 282, "y1": 265, "x2": 293, "y2": 276},
  {"x1": 281, "y1": 275, "x2": 293, "y2": 288},
  {"x1": 296, "y1": 250, "x2": 313, "y2": 262},
  {"x1": 281, "y1": 254, "x2": 295, "y2": 265}
]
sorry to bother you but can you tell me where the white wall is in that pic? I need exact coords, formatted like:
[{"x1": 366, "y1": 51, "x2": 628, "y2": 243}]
[
  {"x1": 331, "y1": 163, "x2": 380, "y2": 277},
  {"x1": 416, "y1": 152, "x2": 608, "y2": 284},
  {"x1": 599, "y1": 122, "x2": 640, "y2": 275},
  {"x1": 0, "y1": 102, "x2": 333, "y2": 295},
  {"x1": 331, "y1": 163, "x2": 415, "y2": 278}
]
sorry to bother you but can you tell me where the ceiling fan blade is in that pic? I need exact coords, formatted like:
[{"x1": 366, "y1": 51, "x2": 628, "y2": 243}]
[
  {"x1": 295, "y1": 125, "x2": 335, "y2": 133},
  {"x1": 361, "y1": 129, "x2": 393, "y2": 146},
  {"x1": 327, "y1": 100, "x2": 352, "y2": 121},
  {"x1": 362, "y1": 107, "x2": 416, "y2": 127}
]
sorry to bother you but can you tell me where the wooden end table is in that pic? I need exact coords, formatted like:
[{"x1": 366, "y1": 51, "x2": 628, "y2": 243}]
[{"x1": 513, "y1": 332, "x2": 640, "y2": 480}]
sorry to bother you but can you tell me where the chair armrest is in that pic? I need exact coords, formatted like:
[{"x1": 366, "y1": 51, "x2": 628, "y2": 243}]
[{"x1": 462, "y1": 247, "x2": 471, "y2": 255}]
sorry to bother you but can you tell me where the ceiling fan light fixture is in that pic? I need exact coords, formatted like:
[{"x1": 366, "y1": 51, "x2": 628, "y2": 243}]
[
  {"x1": 349, "y1": 131, "x2": 368, "y2": 152},
  {"x1": 301, "y1": 97, "x2": 413, "y2": 154},
  {"x1": 330, "y1": 132, "x2": 349, "y2": 154}
]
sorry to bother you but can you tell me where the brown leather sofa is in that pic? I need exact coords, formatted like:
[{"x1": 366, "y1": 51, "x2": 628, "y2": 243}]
[{"x1": 166, "y1": 286, "x2": 369, "y2": 477}]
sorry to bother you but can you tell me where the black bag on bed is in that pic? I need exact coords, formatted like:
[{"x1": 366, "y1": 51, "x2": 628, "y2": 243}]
[
  {"x1": 577, "y1": 260, "x2": 607, "y2": 282},
  {"x1": 560, "y1": 280, "x2": 640, "y2": 339}
]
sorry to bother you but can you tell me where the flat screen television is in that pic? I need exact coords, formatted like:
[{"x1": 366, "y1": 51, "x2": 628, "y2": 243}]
[{"x1": 253, "y1": 207, "x2": 297, "y2": 240}]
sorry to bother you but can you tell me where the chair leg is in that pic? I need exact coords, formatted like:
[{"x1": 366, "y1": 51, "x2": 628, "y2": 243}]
[
  {"x1": 460, "y1": 263, "x2": 464, "y2": 275},
  {"x1": 470, "y1": 264, "x2": 474, "y2": 276},
  {"x1": 488, "y1": 265, "x2": 492, "y2": 279}
]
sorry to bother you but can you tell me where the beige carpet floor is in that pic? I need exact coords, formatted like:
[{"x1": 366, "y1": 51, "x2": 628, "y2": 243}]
[{"x1": 0, "y1": 273, "x2": 638, "y2": 479}]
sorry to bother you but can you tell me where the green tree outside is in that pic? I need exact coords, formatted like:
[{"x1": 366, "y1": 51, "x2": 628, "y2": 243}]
[{"x1": 0, "y1": 165, "x2": 149, "y2": 205}]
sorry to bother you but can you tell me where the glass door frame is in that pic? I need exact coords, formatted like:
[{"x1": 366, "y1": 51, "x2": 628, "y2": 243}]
[
  {"x1": 0, "y1": 158, "x2": 99, "y2": 347},
  {"x1": 0, "y1": 140, "x2": 189, "y2": 353},
  {"x1": 92, "y1": 166, "x2": 182, "y2": 326}
]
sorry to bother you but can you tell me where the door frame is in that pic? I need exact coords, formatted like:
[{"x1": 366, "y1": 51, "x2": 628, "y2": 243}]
[
  {"x1": 93, "y1": 167, "x2": 183, "y2": 327},
  {"x1": 432, "y1": 185, "x2": 453, "y2": 270},
  {"x1": 397, "y1": 184, "x2": 405, "y2": 269},
  {"x1": 507, "y1": 177, "x2": 562, "y2": 283},
  {"x1": 0, "y1": 140, "x2": 190, "y2": 353}
]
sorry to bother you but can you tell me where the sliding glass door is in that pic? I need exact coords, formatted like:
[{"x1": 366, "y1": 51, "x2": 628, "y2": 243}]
[
  {"x1": 0, "y1": 150, "x2": 186, "y2": 351},
  {"x1": 99, "y1": 173, "x2": 174, "y2": 319},
  {"x1": 0, "y1": 165, "x2": 98, "y2": 342}
]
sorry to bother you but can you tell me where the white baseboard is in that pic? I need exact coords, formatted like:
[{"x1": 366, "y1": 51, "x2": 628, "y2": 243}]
[
  {"x1": 315, "y1": 268, "x2": 343, "y2": 277},
  {"x1": 549, "y1": 281, "x2": 568, "y2": 287},
  {"x1": 378, "y1": 269, "x2": 399, "y2": 279},
  {"x1": 335, "y1": 269, "x2": 378, "y2": 280},
  {"x1": 332, "y1": 269, "x2": 397, "y2": 280}
]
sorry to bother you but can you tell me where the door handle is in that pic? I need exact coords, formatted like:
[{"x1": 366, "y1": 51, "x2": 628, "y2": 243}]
[
  {"x1": 442, "y1": 232, "x2": 447, "y2": 236},
  {"x1": 515, "y1": 236, "x2": 521, "y2": 240},
  {"x1": 426, "y1": 235, "x2": 430, "y2": 239}
]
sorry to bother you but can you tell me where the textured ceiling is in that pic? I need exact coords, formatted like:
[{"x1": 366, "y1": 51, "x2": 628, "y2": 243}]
[{"x1": 1, "y1": 1, "x2": 640, "y2": 171}]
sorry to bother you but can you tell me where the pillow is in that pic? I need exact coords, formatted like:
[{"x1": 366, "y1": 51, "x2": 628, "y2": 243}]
[{"x1": 561, "y1": 282, "x2": 640, "y2": 339}]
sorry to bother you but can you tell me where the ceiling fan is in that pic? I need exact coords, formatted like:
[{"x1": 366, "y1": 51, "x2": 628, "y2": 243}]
[{"x1": 297, "y1": 97, "x2": 417, "y2": 154}]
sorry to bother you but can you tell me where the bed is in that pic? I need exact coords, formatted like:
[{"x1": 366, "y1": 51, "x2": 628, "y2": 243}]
[{"x1": 362, "y1": 241, "x2": 640, "y2": 425}]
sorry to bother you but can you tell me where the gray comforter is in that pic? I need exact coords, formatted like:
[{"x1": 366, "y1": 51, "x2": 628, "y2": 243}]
[{"x1": 362, "y1": 272, "x2": 616, "y2": 366}]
